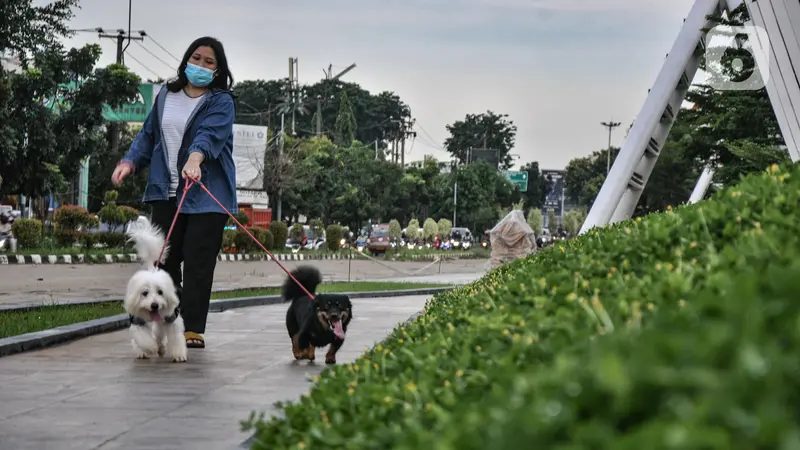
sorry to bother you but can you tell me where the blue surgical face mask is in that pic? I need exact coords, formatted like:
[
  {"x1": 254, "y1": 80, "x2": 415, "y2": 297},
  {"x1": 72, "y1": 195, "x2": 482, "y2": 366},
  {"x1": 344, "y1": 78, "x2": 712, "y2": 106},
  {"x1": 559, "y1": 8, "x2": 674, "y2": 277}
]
[{"x1": 184, "y1": 62, "x2": 215, "y2": 88}]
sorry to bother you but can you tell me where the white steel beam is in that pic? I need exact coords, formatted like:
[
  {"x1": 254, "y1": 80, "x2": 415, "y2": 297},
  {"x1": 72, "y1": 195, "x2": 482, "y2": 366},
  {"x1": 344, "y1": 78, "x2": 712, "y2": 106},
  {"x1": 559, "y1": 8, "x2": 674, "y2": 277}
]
[
  {"x1": 688, "y1": 166, "x2": 716, "y2": 203},
  {"x1": 580, "y1": 0, "x2": 722, "y2": 233},
  {"x1": 740, "y1": 0, "x2": 800, "y2": 161}
]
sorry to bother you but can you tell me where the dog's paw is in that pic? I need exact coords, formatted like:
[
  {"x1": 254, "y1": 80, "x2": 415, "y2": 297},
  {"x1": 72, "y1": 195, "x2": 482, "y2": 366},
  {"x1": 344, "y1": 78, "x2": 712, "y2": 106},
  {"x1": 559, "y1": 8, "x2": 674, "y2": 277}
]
[
  {"x1": 325, "y1": 357, "x2": 336, "y2": 365},
  {"x1": 136, "y1": 351, "x2": 150, "y2": 359},
  {"x1": 157, "y1": 345, "x2": 166, "y2": 357},
  {"x1": 172, "y1": 355, "x2": 187, "y2": 363}
]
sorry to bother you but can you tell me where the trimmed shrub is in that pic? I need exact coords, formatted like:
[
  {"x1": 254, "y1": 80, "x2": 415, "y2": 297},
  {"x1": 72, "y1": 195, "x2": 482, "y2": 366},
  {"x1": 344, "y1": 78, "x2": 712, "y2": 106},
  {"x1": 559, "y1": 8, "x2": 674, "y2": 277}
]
[
  {"x1": 269, "y1": 221, "x2": 288, "y2": 249},
  {"x1": 325, "y1": 224, "x2": 344, "y2": 251},
  {"x1": 289, "y1": 223, "x2": 305, "y2": 241},
  {"x1": 11, "y1": 218, "x2": 42, "y2": 249},
  {"x1": 388, "y1": 219, "x2": 402, "y2": 240},
  {"x1": 229, "y1": 210, "x2": 250, "y2": 227},
  {"x1": 98, "y1": 232, "x2": 127, "y2": 248},
  {"x1": 244, "y1": 163, "x2": 800, "y2": 448},
  {"x1": 309, "y1": 219, "x2": 324, "y2": 238},
  {"x1": 422, "y1": 217, "x2": 438, "y2": 241},
  {"x1": 406, "y1": 218, "x2": 419, "y2": 241},
  {"x1": 255, "y1": 228, "x2": 274, "y2": 251},
  {"x1": 54, "y1": 229, "x2": 82, "y2": 246},
  {"x1": 234, "y1": 229, "x2": 256, "y2": 253},
  {"x1": 118, "y1": 205, "x2": 140, "y2": 223},
  {"x1": 54, "y1": 205, "x2": 94, "y2": 231},
  {"x1": 221, "y1": 229, "x2": 236, "y2": 251},
  {"x1": 80, "y1": 232, "x2": 102, "y2": 249},
  {"x1": 436, "y1": 218, "x2": 452, "y2": 238}
]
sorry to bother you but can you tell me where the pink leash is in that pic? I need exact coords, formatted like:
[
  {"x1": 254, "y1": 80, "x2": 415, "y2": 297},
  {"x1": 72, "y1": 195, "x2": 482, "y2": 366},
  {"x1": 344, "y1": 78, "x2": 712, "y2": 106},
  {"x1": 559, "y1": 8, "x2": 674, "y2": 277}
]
[{"x1": 157, "y1": 179, "x2": 315, "y2": 300}]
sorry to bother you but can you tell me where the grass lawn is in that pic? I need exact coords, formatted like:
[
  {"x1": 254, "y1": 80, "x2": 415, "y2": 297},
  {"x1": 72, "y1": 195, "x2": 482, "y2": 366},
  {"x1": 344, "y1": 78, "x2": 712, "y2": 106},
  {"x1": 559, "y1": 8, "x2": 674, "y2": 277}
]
[{"x1": 0, "y1": 281, "x2": 449, "y2": 339}]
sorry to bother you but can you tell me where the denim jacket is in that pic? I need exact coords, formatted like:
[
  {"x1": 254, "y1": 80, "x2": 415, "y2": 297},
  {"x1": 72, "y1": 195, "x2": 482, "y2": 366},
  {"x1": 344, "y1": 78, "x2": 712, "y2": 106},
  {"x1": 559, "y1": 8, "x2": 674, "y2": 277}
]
[{"x1": 120, "y1": 85, "x2": 238, "y2": 214}]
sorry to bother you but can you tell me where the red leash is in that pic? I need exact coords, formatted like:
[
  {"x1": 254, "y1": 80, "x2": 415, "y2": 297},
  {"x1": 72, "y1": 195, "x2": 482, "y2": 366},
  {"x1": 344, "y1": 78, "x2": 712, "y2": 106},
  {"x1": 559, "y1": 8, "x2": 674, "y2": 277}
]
[
  {"x1": 158, "y1": 178, "x2": 315, "y2": 300},
  {"x1": 157, "y1": 180, "x2": 194, "y2": 267}
]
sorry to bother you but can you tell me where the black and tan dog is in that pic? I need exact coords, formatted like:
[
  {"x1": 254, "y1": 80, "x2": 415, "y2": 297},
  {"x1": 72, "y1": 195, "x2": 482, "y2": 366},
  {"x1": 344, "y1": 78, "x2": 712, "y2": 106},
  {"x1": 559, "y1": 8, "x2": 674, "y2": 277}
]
[{"x1": 283, "y1": 266, "x2": 352, "y2": 364}]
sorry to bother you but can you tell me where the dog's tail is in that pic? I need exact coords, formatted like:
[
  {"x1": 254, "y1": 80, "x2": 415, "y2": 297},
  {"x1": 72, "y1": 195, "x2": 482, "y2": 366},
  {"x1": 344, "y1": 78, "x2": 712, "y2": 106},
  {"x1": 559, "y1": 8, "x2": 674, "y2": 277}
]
[
  {"x1": 126, "y1": 216, "x2": 168, "y2": 267},
  {"x1": 282, "y1": 265, "x2": 322, "y2": 301}
]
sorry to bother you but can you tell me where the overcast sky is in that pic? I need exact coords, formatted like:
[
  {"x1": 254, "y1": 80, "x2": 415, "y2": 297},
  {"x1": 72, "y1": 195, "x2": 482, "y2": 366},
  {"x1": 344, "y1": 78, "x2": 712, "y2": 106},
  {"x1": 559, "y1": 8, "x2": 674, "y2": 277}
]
[{"x1": 59, "y1": 0, "x2": 697, "y2": 170}]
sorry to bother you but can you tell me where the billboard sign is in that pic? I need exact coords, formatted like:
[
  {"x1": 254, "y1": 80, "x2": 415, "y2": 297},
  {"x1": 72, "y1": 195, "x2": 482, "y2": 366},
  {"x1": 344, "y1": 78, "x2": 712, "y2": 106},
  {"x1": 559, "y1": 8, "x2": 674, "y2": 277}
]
[
  {"x1": 232, "y1": 124, "x2": 269, "y2": 190},
  {"x1": 542, "y1": 169, "x2": 565, "y2": 217},
  {"x1": 42, "y1": 82, "x2": 159, "y2": 122}
]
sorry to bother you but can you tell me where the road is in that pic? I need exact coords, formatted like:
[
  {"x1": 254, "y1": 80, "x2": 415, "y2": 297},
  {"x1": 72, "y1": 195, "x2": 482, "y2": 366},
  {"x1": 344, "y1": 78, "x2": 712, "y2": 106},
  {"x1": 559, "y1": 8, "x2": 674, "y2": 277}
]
[{"x1": 0, "y1": 258, "x2": 486, "y2": 307}]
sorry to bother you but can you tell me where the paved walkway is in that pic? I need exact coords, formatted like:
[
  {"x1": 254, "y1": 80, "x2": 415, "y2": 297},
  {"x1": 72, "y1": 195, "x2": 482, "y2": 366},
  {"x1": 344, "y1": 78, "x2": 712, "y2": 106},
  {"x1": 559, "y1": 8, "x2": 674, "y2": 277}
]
[
  {"x1": 0, "y1": 259, "x2": 485, "y2": 307},
  {"x1": 0, "y1": 295, "x2": 430, "y2": 450}
]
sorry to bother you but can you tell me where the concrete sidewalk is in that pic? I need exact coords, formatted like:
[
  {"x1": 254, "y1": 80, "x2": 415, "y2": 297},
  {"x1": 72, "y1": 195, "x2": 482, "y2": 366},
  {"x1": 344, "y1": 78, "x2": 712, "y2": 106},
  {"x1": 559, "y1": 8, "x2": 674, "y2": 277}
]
[{"x1": 0, "y1": 295, "x2": 430, "y2": 450}]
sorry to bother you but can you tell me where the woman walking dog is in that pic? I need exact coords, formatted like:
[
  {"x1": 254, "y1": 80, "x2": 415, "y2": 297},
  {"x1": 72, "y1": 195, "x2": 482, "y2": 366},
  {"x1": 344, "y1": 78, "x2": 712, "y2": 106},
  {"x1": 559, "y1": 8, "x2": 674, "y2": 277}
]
[{"x1": 112, "y1": 36, "x2": 237, "y2": 349}]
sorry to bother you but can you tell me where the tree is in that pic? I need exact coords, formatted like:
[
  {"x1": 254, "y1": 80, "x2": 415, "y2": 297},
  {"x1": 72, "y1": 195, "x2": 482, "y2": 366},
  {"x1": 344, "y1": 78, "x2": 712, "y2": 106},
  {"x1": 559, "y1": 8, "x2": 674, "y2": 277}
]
[
  {"x1": 444, "y1": 110, "x2": 517, "y2": 169},
  {"x1": 519, "y1": 161, "x2": 549, "y2": 210},
  {"x1": 563, "y1": 148, "x2": 617, "y2": 208},
  {"x1": 1, "y1": 42, "x2": 140, "y2": 200},
  {"x1": 527, "y1": 208, "x2": 543, "y2": 235},
  {"x1": 232, "y1": 78, "x2": 411, "y2": 149},
  {"x1": 1, "y1": 0, "x2": 77, "y2": 61},
  {"x1": 89, "y1": 124, "x2": 148, "y2": 212},
  {"x1": 431, "y1": 161, "x2": 517, "y2": 233},
  {"x1": 562, "y1": 209, "x2": 587, "y2": 235},
  {"x1": 437, "y1": 218, "x2": 452, "y2": 238},
  {"x1": 334, "y1": 90, "x2": 357, "y2": 146}
]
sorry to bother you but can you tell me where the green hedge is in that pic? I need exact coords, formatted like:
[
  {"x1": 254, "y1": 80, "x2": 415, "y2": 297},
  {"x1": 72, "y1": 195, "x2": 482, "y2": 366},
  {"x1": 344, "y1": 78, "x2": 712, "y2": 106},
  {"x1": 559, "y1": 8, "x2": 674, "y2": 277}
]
[{"x1": 244, "y1": 163, "x2": 800, "y2": 449}]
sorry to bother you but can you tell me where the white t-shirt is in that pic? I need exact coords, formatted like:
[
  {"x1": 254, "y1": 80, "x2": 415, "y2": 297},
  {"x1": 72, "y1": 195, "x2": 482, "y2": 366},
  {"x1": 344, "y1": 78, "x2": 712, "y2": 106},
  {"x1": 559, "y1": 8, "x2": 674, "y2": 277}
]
[{"x1": 161, "y1": 90, "x2": 205, "y2": 196}]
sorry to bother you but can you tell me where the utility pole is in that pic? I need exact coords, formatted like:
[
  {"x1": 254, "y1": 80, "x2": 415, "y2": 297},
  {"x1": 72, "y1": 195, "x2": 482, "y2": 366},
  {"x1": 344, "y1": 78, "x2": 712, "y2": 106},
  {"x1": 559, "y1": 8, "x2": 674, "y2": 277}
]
[
  {"x1": 70, "y1": 20, "x2": 145, "y2": 210},
  {"x1": 288, "y1": 57, "x2": 299, "y2": 135},
  {"x1": 600, "y1": 120, "x2": 621, "y2": 175},
  {"x1": 277, "y1": 113, "x2": 285, "y2": 222},
  {"x1": 97, "y1": 28, "x2": 144, "y2": 156},
  {"x1": 452, "y1": 159, "x2": 458, "y2": 227}
]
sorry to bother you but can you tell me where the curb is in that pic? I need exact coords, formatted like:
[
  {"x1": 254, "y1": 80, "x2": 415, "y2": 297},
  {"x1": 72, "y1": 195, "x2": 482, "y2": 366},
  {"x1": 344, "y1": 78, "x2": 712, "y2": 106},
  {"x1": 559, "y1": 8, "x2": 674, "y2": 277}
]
[
  {"x1": 236, "y1": 307, "x2": 427, "y2": 449},
  {"x1": 0, "y1": 287, "x2": 452, "y2": 358},
  {"x1": 0, "y1": 252, "x2": 480, "y2": 265}
]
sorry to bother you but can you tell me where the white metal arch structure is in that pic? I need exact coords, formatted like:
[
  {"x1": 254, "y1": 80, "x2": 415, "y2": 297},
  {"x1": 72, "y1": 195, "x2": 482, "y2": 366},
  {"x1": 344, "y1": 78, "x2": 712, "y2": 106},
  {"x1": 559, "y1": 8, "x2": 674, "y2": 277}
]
[{"x1": 580, "y1": 0, "x2": 800, "y2": 234}]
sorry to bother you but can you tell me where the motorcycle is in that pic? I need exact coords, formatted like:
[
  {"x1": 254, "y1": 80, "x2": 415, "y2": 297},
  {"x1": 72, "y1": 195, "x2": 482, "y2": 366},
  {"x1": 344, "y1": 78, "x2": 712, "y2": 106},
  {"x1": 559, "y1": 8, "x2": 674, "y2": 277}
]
[{"x1": 0, "y1": 233, "x2": 16, "y2": 252}]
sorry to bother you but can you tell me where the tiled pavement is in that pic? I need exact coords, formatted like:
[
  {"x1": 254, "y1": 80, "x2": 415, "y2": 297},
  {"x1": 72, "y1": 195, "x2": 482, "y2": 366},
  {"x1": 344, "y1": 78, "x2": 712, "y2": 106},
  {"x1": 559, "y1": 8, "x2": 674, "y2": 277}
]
[{"x1": 0, "y1": 295, "x2": 431, "y2": 450}]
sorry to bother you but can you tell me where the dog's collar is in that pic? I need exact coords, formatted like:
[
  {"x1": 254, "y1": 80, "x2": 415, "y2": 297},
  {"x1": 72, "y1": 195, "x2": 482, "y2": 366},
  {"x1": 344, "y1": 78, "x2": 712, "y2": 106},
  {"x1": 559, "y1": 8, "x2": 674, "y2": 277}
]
[
  {"x1": 129, "y1": 307, "x2": 180, "y2": 326},
  {"x1": 164, "y1": 307, "x2": 180, "y2": 323},
  {"x1": 129, "y1": 315, "x2": 147, "y2": 326}
]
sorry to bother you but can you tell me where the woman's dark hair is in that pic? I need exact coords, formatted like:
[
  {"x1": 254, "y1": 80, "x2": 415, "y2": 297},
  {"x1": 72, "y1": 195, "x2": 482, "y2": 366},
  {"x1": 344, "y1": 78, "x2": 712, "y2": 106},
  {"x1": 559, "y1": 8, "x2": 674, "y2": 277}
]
[{"x1": 166, "y1": 36, "x2": 234, "y2": 93}]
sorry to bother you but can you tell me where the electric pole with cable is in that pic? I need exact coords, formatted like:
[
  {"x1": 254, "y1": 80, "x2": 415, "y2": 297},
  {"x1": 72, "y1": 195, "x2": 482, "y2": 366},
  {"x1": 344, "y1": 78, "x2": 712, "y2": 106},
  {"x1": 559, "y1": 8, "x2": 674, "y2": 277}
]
[{"x1": 600, "y1": 120, "x2": 621, "y2": 175}]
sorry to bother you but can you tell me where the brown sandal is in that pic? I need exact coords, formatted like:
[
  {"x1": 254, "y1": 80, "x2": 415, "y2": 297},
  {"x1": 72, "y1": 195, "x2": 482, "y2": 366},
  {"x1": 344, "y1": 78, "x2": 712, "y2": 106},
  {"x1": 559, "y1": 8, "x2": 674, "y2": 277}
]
[{"x1": 184, "y1": 331, "x2": 205, "y2": 348}]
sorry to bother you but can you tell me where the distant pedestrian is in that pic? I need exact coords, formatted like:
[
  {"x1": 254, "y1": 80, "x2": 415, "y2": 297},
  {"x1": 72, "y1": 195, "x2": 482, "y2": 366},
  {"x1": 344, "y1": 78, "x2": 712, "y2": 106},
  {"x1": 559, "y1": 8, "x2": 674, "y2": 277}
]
[{"x1": 112, "y1": 36, "x2": 237, "y2": 349}]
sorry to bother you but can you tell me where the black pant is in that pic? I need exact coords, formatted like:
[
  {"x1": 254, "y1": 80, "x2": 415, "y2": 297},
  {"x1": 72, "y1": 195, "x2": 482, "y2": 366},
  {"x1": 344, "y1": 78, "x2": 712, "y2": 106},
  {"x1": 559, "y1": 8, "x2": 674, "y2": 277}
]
[{"x1": 150, "y1": 199, "x2": 228, "y2": 334}]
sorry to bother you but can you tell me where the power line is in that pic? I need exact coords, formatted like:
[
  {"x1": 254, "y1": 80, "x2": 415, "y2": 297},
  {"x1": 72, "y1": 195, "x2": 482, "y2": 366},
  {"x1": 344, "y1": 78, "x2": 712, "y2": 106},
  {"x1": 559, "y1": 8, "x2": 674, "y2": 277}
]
[
  {"x1": 145, "y1": 34, "x2": 181, "y2": 63},
  {"x1": 133, "y1": 41, "x2": 176, "y2": 72},
  {"x1": 125, "y1": 50, "x2": 164, "y2": 80}
]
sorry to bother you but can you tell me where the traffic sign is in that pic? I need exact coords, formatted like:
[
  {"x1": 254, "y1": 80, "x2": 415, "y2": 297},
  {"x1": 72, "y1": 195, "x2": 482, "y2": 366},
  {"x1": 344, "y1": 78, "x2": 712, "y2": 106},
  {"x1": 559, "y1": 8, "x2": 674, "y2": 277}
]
[{"x1": 502, "y1": 170, "x2": 528, "y2": 192}]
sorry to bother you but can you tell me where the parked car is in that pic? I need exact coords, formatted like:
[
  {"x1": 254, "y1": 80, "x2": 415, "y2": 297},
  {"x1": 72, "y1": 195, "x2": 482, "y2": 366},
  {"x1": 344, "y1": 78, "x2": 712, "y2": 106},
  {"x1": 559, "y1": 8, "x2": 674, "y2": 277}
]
[{"x1": 366, "y1": 228, "x2": 391, "y2": 255}]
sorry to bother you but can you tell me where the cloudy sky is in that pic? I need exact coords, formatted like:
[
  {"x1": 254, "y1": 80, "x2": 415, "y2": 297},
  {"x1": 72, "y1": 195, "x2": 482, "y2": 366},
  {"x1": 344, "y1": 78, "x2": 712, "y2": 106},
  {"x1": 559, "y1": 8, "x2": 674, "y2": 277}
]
[{"x1": 60, "y1": 0, "x2": 697, "y2": 170}]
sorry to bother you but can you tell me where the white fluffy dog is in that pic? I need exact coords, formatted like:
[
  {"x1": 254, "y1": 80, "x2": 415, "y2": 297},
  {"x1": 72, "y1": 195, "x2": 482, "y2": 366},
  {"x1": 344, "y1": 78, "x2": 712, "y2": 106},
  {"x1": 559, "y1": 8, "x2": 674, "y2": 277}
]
[{"x1": 124, "y1": 217, "x2": 187, "y2": 362}]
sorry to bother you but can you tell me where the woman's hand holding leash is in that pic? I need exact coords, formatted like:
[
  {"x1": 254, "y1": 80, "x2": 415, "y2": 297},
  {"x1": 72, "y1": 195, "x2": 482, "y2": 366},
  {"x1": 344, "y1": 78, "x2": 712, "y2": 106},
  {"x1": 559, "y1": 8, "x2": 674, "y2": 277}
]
[{"x1": 182, "y1": 153, "x2": 204, "y2": 181}]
